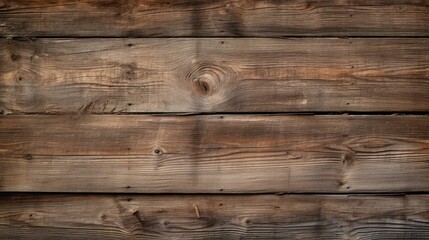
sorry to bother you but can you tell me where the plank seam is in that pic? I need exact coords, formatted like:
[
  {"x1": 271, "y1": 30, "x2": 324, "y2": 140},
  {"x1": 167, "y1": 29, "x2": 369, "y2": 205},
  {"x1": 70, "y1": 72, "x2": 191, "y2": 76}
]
[
  {"x1": 0, "y1": 192, "x2": 428, "y2": 196},
  {"x1": 3, "y1": 112, "x2": 429, "y2": 116},
  {"x1": 3, "y1": 36, "x2": 429, "y2": 39}
]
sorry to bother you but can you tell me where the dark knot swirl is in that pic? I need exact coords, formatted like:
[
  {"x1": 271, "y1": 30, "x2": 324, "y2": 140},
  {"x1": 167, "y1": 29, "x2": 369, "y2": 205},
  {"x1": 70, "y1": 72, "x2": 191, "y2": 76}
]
[{"x1": 179, "y1": 61, "x2": 236, "y2": 98}]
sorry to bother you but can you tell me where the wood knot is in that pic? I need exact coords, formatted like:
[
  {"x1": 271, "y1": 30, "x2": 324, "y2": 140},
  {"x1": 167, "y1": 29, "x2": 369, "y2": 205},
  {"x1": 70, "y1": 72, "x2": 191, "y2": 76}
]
[
  {"x1": 239, "y1": 216, "x2": 252, "y2": 226},
  {"x1": 187, "y1": 64, "x2": 224, "y2": 97},
  {"x1": 178, "y1": 61, "x2": 237, "y2": 108},
  {"x1": 342, "y1": 152, "x2": 354, "y2": 165},
  {"x1": 154, "y1": 148, "x2": 163, "y2": 155},
  {"x1": 192, "y1": 76, "x2": 212, "y2": 96},
  {"x1": 99, "y1": 214, "x2": 107, "y2": 221}
]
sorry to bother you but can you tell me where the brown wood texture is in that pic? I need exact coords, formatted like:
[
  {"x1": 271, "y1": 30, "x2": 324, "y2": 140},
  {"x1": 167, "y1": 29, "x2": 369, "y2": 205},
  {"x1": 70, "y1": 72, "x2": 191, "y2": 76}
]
[
  {"x1": 1, "y1": 0, "x2": 429, "y2": 37},
  {"x1": 0, "y1": 194, "x2": 428, "y2": 239},
  {"x1": 1, "y1": 38, "x2": 429, "y2": 114},
  {"x1": 1, "y1": 0, "x2": 429, "y2": 238},
  {"x1": 0, "y1": 115, "x2": 428, "y2": 193}
]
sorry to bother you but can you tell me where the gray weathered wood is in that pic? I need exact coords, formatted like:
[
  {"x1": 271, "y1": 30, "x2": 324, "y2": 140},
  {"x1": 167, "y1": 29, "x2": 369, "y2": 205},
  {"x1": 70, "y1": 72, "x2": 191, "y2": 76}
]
[
  {"x1": 1, "y1": 38, "x2": 429, "y2": 114},
  {"x1": 0, "y1": 115, "x2": 428, "y2": 193}
]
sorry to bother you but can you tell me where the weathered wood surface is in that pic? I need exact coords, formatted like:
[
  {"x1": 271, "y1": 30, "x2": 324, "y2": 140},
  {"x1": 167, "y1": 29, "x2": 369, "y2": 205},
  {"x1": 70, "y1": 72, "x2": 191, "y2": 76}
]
[
  {"x1": 1, "y1": 0, "x2": 429, "y2": 37},
  {"x1": 0, "y1": 194, "x2": 428, "y2": 239},
  {"x1": 0, "y1": 115, "x2": 428, "y2": 193},
  {"x1": 1, "y1": 38, "x2": 429, "y2": 114}
]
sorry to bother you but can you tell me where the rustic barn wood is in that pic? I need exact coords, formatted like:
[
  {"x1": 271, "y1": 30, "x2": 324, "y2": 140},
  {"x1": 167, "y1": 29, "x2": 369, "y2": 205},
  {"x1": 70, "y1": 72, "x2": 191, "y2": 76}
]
[
  {"x1": 1, "y1": 0, "x2": 429, "y2": 37},
  {"x1": 1, "y1": 0, "x2": 428, "y2": 238},
  {"x1": 0, "y1": 115, "x2": 428, "y2": 193},
  {"x1": 1, "y1": 38, "x2": 429, "y2": 114},
  {"x1": 0, "y1": 194, "x2": 428, "y2": 239}
]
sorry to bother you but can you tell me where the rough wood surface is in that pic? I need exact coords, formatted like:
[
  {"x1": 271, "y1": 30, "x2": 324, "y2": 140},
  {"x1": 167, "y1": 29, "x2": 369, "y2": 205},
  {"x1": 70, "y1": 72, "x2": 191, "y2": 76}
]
[
  {"x1": 0, "y1": 115, "x2": 428, "y2": 193},
  {"x1": 1, "y1": 38, "x2": 429, "y2": 114},
  {"x1": 1, "y1": 0, "x2": 429, "y2": 37},
  {"x1": 0, "y1": 194, "x2": 428, "y2": 239}
]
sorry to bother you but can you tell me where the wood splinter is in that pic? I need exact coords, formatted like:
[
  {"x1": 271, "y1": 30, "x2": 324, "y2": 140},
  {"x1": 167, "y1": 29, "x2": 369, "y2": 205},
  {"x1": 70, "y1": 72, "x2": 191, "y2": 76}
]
[{"x1": 193, "y1": 203, "x2": 200, "y2": 219}]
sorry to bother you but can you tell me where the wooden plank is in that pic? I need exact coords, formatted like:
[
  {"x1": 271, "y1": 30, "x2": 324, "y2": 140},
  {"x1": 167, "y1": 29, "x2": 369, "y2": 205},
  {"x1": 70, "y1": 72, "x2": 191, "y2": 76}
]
[
  {"x1": 1, "y1": 0, "x2": 428, "y2": 37},
  {"x1": 0, "y1": 194, "x2": 428, "y2": 239},
  {"x1": 0, "y1": 115, "x2": 428, "y2": 193},
  {"x1": 1, "y1": 38, "x2": 429, "y2": 114}
]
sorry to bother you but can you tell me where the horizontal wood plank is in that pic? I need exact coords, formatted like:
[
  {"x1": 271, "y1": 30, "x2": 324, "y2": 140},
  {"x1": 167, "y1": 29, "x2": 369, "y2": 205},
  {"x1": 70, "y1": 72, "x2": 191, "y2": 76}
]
[
  {"x1": 0, "y1": 194, "x2": 428, "y2": 239},
  {"x1": 1, "y1": 0, "x2": 428, "y2": 37},
  {"x1": 1, "y1": 38, "x2": 429, "y2": 113},
  {"x1": 0, "y1": 115, "x2": 428, "y2": 193}
]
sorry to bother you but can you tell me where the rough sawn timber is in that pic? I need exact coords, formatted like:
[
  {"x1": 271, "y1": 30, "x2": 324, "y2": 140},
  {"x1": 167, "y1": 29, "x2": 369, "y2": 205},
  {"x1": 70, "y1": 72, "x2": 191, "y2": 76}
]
[
  {"x1": 1, "y1": 38, "x2": 429, "y2": 114},
  {"x1": 0, "y1": 115, "x2": 428, "y2": 193},
  {"x1": 1, "y1": 0, "x2": 429, "y2": 37},
  {"x1": 0, "y1": 194, "x2": 428, "y2": 239}
]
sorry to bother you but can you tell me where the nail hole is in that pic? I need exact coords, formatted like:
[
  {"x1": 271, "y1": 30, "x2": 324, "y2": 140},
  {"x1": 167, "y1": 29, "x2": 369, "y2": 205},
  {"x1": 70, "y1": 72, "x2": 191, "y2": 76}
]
[
  {"x1": 128, "y1": 43, "x2": 134, "y2": 47},
  {"x1": 126, "y1": 186, "x2": 131, "y2": 189},
  {"x1": 24, "y1": 154, "x2": 32, "y2": 160},
  {"x1": 154, "y1": 148, "x2": 163, "y2": 155},
  {"x1": 219, "y1": 188, "x2": 223, "y2": 192}
]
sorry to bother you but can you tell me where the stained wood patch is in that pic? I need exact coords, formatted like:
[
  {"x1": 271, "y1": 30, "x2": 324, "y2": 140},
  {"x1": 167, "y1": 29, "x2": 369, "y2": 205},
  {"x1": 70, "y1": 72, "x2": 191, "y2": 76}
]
[
  {"x1": 1, "y1": 38, "x2": 429, "y2": 114},
  {"x1": 1, "y1": 0, "x2": 429, "y2": 37},
  {"x1": 0, "y1": 115, "x2": 428, "y2": 193},
  {"x1": 0, "y1": 194, "x2": 428, "y2": 239}
]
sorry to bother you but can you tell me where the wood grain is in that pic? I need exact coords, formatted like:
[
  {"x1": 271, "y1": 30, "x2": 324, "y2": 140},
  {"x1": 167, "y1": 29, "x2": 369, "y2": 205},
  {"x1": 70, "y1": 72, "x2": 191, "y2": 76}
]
[
  {"x1": 0, "y1": 194, "x2": 428, "y2": 239},
  {"x1": 0, "y1": 115, "x2": 428, "y2": 193},
  {"x1": 1, "y1": 38, "x2": 429, "y2": 114},
  {"x1": 1, "y1": 0, "x2": 428, "y2": 37}
]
